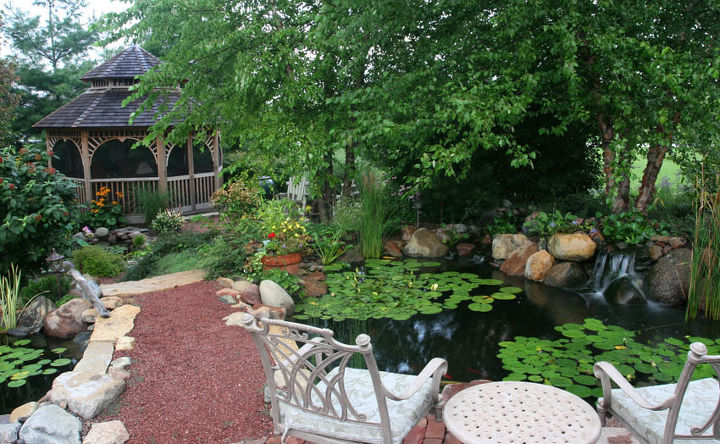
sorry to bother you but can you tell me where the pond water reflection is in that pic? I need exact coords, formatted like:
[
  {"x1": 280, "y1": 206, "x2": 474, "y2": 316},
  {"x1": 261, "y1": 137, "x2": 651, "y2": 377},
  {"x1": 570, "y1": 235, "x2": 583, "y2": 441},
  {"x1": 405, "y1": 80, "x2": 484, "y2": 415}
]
[{"x1": 303, "y1": 258, "x2": 719, "y2": 383}]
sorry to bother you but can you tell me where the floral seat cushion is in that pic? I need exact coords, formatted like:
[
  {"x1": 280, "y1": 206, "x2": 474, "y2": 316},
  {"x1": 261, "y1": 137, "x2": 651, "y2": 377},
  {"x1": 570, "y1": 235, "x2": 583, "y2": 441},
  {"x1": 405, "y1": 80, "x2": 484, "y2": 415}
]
[
  {"x1": 609, "y1": 377, "x2": 719, "y2": 443},
  {"x1": 279, "y1": 367, "x2": 434, "y2": 444}
]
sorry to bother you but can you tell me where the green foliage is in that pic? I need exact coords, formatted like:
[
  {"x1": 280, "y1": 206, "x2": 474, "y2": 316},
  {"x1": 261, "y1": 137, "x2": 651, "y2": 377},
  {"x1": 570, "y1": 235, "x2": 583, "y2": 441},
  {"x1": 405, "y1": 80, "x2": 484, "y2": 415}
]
[
  {"x1": 294, "y1": 259, "x2": 519, "y2": 321},
  {"x1": 135, "y1": 188, "x2": 172, "y2": 225},
  {"x1": 488, "y1": 212, "x2": 518, "y2": 235},
  {"x1": 264, "y1": 218, "x2": 311, "y2": 256},
  {"x1": 523, "y1": 211, "x2": 590, "y2": 238},
  {"x1": 83, "y1": 186, "x2": 126, "y2": 230},
  {"x1": 72, "y1": 246, "x2": 125, "y2": 278},
  {"x1": 131, "y1": 233, "x2": 147, "y2": 249},
  {"x1": 0, "y1": 58, "x2": 19, "y2": 147},
  {"x1": 498, "y1": 319, "x2": 719, "y2": 399},
  {"x1": 251, "y1": 269, "x2": 301, "y2": 296},
  {"x1": 0, "y1": 340, "x2": 71, "y2": 389},
  {"x1": 600, "y1": 211, "x2": 668, "y2": 245},
  {"x1": 0, "y1": 146, "x2": 79, "y2": 274},
  {"x1": 332, "y1": 197, "x2": 362, "y2": 238},
  {"x1": 311, "y1": 226, "x2": 345, "y2": 265},
  {"x1": 359, "y1": 172, "x2": 392, "y2": 260},
  {"x1": 151, "y1": 208, "x2": 184, "y2": 234},
  {"x1": 19, "y1": 275, "x2": 72, "y2": 305},
  {"x1": 126, "y1": 231, "x2": 212, "y2": 281},
  {"x1": 2, "y1": 0, "x2": 98, "y2": 148},
  {"x1": 211, "y1": 174, "x2": 264, "y2": 222},
  {"x1": 55, "y1": 293, "x2": 77, "y2": 306},
  {"x1": 687, "y1": 173, "x2": 720, "y2": 320},
  {"x1": 0, "y1": 265, "x2": 22, "y2": 331}
]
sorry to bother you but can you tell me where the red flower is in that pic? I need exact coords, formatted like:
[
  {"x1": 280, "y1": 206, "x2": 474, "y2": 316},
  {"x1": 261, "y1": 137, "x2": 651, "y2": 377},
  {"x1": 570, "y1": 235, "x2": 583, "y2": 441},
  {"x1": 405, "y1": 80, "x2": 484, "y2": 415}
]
[
  {"x1": 47, "y1": 150, "x2": 54, "y2": 156},
  {"x1": 0, "y1": 178, "x2": 3, "y2": 184},
  {"x1": 268, "y1": 232, "x2": 276, "y2": 239},
  {"x1": 8, "y1": 183, "x2": 15, "y2": 190},
  {"x1": 34, "y1": 154, "x2": 42, "y2": 161},
  {"x1": 35, "y1": 214, "x2": 42, "y2": 221},
  {"x1": 0, "y1": 156, "x2": 3, "y2": 163},
  {"x1": 47, "y1": 167, "x2": 56, "y2": 174}
]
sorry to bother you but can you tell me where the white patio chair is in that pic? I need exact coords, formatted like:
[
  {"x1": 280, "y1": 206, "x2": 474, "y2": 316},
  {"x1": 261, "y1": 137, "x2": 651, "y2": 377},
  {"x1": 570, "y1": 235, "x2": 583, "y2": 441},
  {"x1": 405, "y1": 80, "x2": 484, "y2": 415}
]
[
  {"x1": 594, "y1": 342, "x2": 720, "y2": 444},
  {"x1": 240, "y1": 314, "x2": 448, "y2": 444},
  {"x1": 276, "y1": 176, "x2": 309, "y2": 208}
]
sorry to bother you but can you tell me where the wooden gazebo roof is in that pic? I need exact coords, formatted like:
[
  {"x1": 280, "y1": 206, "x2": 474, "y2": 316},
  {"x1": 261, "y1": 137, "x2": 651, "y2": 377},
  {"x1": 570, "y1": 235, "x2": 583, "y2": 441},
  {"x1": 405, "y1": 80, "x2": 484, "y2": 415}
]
[{"x1": 33, "y1": 45, "x2": 179, "y2": 129}]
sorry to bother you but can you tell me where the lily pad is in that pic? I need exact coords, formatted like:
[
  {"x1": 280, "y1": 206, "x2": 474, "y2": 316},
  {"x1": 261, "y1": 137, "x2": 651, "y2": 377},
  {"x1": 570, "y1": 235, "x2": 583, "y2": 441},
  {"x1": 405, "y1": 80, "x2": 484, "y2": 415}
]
[{"x1": 7, "y1": 380, "x2": 26, "y2": 388}]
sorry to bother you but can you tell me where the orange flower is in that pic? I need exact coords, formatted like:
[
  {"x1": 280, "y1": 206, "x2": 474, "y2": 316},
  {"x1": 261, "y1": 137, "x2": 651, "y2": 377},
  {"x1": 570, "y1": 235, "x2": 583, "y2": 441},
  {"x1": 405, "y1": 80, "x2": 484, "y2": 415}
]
[
  {"x1": 115, "y1": 191, "x2": 124, "y2": 199},
  {"x1": 112, "y1": 201, "x2": 118, "y2": 205}
]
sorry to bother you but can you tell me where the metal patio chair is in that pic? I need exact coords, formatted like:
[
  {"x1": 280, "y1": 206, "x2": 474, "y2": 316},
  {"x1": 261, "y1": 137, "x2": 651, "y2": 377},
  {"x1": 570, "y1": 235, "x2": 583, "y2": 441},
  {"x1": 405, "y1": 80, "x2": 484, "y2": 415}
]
[
  {"x1": 594, "y1": 342, "x2": 720, "y2": 443},
  {"x1": 240, "y1": 314, "x2": 448, "y2": 444}
]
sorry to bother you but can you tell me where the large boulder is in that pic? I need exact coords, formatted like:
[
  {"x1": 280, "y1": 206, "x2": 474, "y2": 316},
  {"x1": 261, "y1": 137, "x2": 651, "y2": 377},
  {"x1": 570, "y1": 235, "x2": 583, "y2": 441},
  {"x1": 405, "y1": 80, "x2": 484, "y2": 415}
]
[
  {"x1": 383, "y1": 240, "x2": 403, "y2": 258},
  {"x1": 605, "y1": 277, "x2": 646, "y2": 305},
  {"x1": 19, "y1": 404, "x2": 82, "y2": 444},
  {"x1": 43, "y1": 298, "x2": 92, "y2": 339},
  {"x1": 548, "y1": 233, "x2": 597, "y2": 262},
  {"x1": 0, "y1": 423, "x2": 20, "y2": 443},
  {"x1": 544, "y1": 262, "x2": 589, "y2": 288},
  {"x1": 259, "y1": 280, "x2": 295, "y2": 315},
  {"x1": 524, "y1": 250, "x2": 554, "y2": 282},
  {"x1": 500, "y1": 242, "x2": 539, "y2": 276},
  {"x1": 646, "y1": 248, "x2": 691, "y2": 306},
  {"x1": 48, "y1": 371, "x2": 125, "y2": 419},
  {"x1": 16, "y1": 296, "x2": 56, "y2": 334},
  {"x1": 402, "y1": 228, "x2": 449, "y2": 258},
  {"x1": 492, "y1": 234, "x2": 530, "y2": 260}
]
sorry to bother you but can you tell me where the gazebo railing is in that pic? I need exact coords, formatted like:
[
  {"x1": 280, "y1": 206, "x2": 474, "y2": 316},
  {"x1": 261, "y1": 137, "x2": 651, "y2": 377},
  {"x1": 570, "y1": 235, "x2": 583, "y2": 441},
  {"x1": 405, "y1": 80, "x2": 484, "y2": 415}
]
[{"x1": 69, "y1": 174, "x2": 218, "y2": 215}]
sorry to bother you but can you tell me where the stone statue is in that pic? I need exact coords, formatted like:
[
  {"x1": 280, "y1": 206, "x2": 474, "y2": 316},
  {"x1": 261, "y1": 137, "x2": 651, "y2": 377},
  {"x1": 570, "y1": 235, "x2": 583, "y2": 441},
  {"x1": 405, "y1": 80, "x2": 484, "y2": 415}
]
[{"x1": 63, "y1": 261, "x2": 111, "y2": 318}]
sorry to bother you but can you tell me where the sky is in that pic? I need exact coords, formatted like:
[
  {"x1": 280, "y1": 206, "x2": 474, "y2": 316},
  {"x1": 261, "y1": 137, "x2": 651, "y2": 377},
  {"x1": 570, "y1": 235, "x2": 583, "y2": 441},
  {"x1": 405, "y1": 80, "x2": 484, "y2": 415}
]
[{"x1": 1, "y1": 0, "x2": 129, "y2": 57}]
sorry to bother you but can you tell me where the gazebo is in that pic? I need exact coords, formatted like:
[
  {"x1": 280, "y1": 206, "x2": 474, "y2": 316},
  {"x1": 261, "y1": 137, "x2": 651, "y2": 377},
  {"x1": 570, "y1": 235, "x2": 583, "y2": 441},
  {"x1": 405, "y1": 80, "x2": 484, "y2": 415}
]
[{"x1": 34, "y1": 45, "x2": 222, "y2": 218}]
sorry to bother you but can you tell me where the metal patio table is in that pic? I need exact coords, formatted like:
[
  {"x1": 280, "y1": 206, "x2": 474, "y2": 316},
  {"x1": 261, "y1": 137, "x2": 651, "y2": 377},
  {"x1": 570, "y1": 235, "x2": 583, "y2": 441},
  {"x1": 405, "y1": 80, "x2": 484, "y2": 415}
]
[{"x1": 443, "y1": 381, "x2": 601, "y2": 444}]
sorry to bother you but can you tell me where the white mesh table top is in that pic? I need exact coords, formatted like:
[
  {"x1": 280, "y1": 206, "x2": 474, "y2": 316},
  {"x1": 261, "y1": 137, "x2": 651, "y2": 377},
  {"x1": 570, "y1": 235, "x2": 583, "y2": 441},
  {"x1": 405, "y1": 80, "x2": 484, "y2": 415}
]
[{"x1": 443, "y1": 381, "x2": 601, "y2": 444}]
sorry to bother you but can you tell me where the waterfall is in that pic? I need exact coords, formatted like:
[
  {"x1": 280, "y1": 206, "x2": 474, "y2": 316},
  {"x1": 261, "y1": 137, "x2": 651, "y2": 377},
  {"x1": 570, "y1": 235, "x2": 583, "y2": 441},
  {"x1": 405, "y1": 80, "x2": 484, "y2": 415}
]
[{"x1": 586, "y1": 251, "x2": 646, "y2": 304}]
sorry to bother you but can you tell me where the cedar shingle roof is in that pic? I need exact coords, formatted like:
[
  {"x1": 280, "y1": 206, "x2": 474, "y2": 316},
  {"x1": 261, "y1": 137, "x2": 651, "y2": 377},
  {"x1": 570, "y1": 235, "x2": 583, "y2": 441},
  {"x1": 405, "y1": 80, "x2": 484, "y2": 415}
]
[
  {"x1": 34, "y1": 45, "x2": 179, "y2": 128},
  {"x1": 81, "y1": 45, "x2": 160, "y2": 81},
  {"x1": 33, "y1": 89, "x2": 180, "y2": 128}
]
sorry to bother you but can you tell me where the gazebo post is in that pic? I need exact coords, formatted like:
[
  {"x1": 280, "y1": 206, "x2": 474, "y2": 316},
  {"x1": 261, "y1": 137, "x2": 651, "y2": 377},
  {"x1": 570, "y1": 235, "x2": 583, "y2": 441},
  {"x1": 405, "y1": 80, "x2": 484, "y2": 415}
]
[
  {"x1": 187, "y1": 135, "x2": 196, "y2": 211},
  {"x1": 46, "y1": 134, "x2": 53, "y2": 168},
  {"x1": 156, "y1": 137, "x2": 168, "y2": 194},
  {"x1": 81, "y1": 130, "x2": 93, "y2": 203}
]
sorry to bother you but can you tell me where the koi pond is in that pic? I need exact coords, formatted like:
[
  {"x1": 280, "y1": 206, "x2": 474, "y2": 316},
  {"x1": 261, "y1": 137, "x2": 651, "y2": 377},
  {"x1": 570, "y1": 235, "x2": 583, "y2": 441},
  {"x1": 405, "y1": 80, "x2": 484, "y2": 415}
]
[{"x1": 296, "y1": 257, "x2": 720, "y2": 399}]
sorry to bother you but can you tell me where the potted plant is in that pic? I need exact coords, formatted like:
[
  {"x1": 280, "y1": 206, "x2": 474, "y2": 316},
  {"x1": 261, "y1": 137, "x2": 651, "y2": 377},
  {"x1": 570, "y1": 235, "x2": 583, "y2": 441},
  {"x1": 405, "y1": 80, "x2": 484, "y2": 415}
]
[{"x1": 261, "y1": 218, "x2": 312, "y2": 274}]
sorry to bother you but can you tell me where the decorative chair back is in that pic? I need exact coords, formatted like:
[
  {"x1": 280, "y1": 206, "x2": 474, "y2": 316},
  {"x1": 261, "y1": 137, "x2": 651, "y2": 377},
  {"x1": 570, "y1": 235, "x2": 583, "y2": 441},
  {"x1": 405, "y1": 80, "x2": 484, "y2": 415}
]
[
  {"x1": 286, "y1": 177, "x2": 309, "y2": 208},
  {"x1": 596, "y1": 342, "x2": 720, "y2": 444},
  {"x1": 241, "y1": 314, "x2": 395, "y2": 442}
]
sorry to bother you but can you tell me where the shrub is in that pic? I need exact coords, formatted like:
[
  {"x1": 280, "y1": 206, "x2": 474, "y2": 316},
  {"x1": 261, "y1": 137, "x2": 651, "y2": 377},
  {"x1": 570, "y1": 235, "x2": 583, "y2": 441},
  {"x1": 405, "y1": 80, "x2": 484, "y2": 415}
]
[
  {"x1": 151, "y1": 208, "x2": 184, "y2": 234},
  {"x1": 211, "y1": 173, "x2": 263, "y2": 221},
  {"x1": 135, "y1": 188, "x2": 172, "y2": 225},
  {"x1": 72, "y1": 246, "x2": 125, "y2": 277},
  {"x1": 126, "y1": 231, "x2": 212, "y2": 280},
  {"x1": 523, "y1": 210, "x2": 588, "y2": 238},
  {"x1": 131, "y1": 233, "x2": 147, "y2": 249},
  {"x1": 19, "y1": 275, "x2": 72, "y2": 305},
  {"x1": 0, "y1": 146, "x2": 79, "y2": 274},
  {"x1": 83, "y1": 186, "x2": 126, "y2": 229},
  {"x1": 359, "y1": 172, "x2": 393, "y2": 259},
  {"x1": 488, "y1": 212, "x2": 518, "y2": 235},
  {"x1": 599, "y1": 211, "x2": 668, "y2": 245}
]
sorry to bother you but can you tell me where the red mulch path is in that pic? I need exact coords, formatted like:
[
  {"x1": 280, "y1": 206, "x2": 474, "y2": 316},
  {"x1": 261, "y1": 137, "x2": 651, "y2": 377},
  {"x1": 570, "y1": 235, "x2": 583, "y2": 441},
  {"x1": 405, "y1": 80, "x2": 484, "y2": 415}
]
[{"x1": 89, "y1": 280, "x2": 273, "y2": 443}]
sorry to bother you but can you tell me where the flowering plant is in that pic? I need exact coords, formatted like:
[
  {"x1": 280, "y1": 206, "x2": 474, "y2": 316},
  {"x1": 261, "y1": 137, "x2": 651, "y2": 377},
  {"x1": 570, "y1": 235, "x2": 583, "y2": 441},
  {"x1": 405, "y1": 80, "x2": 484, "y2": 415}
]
[
  {"x1": 84, "y1": 186, "x2": 126, "y2": 229},
  {"x1": 264, "y1": 218, "x2": 312, "y2": 255}
]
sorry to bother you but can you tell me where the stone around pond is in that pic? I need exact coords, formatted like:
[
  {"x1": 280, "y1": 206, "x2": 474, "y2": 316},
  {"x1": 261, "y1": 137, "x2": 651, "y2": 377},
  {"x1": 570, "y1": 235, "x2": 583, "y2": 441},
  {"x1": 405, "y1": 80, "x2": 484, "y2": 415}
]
[
  {"x1": 0, "y1": 423, "x2": 20, "y2": 443},
  {"x1": 16, "y1": 296, "x2": 56, "y2": 335},
  {"x1": 647, "y1": 248, "x2": 691, "y2": 306},
  {"x1": 492, "y1": 233, "x2": 530, "y2": 260},
  {"x1": 10, "y1": 402, "x2": 38, "y2": 423},
  {"x1": 48, "y1": 371, "x2": 125, "y2": 419},
  {"x1": 548, "y1": 233, "x2": 596, "y2": 262},
  {"x1": 524, "y1": 250, "x2": 554, "y2": 282},
  {"x1": 19, "y1": 404, "x2": 82, "y2": 444},
  {"x1": 95, "y1": 227, "x2": 109, "y2": 239},
  {"x1": 83, "y1": 420, "x2": 130, "y2": 444},
  {"x1": 43, "y1": 298, "x2": 93, "y2": 339},
  {"x1": 500, "y1": 242, "x2": 539, "y2": 276},
  {"x1": 260, "y1": 280, "x2": 295, "y2": 315},
  {"x1": 543, "y1": 262, "x2": 588, "y2": 288},
  {"x1": 403, "y1": 228, "x2": 449, "y2": 258},
  {"x1": 383, "y1": 240, "x2": 403, "y2": 257},
  {"x1": 605, "y1": 276, "x2": 646, "y2": 305},
  {"x1": 456, "y1": 242, "x2": 475, "y2": 257}
]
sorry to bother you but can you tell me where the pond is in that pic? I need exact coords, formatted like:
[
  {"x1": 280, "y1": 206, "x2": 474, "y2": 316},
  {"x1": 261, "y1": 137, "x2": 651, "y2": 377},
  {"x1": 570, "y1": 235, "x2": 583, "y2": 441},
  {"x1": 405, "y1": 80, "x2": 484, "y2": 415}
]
[
  {"x1": 298, "y1": 257, "x2": 719, "y2": 389},
  {"x1": 0, "y1": 333, "x2": 83, "y2": 413}
]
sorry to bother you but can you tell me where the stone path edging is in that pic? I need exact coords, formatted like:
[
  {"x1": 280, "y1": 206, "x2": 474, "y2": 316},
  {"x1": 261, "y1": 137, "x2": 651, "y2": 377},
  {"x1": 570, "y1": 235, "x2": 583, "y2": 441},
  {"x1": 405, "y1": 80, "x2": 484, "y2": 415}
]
[{"x1": 99, "y1": 269, "x2": 206, "y2": 297}]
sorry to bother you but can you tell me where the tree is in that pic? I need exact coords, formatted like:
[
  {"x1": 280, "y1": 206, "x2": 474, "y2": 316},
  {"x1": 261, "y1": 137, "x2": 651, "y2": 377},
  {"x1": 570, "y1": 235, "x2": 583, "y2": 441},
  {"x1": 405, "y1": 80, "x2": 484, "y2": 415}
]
[
  {"x1": 0, "y1": 16, "x2": 20, "y2": 146},
  {"x1": 2, "y1": 0, "x2": 98, "y2": 147}
]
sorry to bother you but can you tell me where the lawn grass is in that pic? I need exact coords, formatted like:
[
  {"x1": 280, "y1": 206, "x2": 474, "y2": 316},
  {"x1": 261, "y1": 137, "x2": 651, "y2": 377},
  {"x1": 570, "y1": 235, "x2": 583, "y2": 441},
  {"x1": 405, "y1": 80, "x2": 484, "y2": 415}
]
[{"x1": 631, "y1": 157, "x2": 685, "y2": 190}]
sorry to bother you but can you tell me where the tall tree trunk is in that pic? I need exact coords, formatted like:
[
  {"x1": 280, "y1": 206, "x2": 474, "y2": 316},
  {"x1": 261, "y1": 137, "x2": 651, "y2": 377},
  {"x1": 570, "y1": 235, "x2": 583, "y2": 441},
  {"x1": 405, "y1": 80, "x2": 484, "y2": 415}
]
[
  {"x1": 342, "y1": 139, "x2": 356, "y2": 197},
  {"x1": 612, "y1": 175, "x2": 631, "y2": 213},
  {"x1": 317, "y1": 151, "x2": 334, "y2": 224},
  {"x1": 597, "y1": 114, "x2": 616, "y2": 196},
  {"x1": 635, "y1": 143, "x2": 668, "y2": 211}
]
